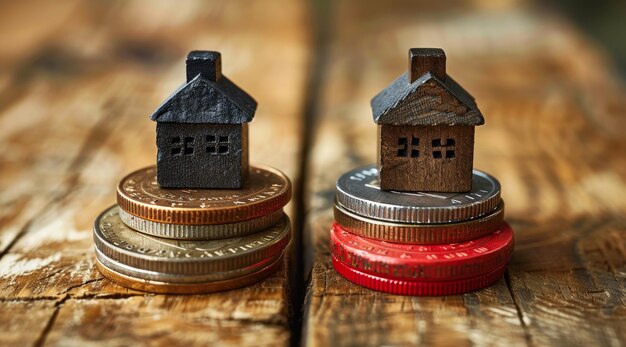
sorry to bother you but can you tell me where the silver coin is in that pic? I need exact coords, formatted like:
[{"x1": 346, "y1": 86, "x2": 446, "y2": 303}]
[
  {"x1": 119, "y1": 208, "x2": 284, "y2": 240},
  {"x1": 95, "y1": 247, "x2": 283, "y2": 283},
  {"x1": 336, "y1": 165, "x2": 500, "y2": 223},
  {"x1": 93, "y1": 205, "x2": 291, "y2": 275}
]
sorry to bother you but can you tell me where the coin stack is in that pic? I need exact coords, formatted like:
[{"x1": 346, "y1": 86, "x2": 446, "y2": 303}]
[
  {"x1": 93, "y1": 165, "x2": 292, "y2": 294},
  {"x1": 330, "y1": 165, "x2": 514, "y2": 296}
]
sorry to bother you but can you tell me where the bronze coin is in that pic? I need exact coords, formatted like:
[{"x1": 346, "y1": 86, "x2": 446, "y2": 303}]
[
  {"x1": 95, "y1": 246, "x2": 283, "y2": 284},
  {"x1": 96, "y1": 252, "x2": 284, "y2": 294},
  {"x1": 334, "y1": 200, "x2": 504, "y2": 244},
  {"x1": 117, "y1": 165, "x2": 291, "y2": 225}
]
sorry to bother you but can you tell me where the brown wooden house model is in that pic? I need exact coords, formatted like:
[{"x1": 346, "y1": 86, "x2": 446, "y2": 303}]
[{"x1": 371, "y1": 48, "x2": 484, "y2": 192}]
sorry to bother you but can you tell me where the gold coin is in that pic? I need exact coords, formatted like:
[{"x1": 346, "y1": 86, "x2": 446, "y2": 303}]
[
  {"x1": 117, "y1": 165, "x2": 291, "y2": 225},
  {"x1": 96, "y1": 253, "x2": 284, "y2": 294},
  {"x1": 334, "y1": 200, "x2": 504, "y2": 244},
  {"x1": 93, "y1": 205, "x2": 291, "y2": 275}
]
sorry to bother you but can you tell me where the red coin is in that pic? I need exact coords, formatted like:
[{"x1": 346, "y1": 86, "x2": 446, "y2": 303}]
[
  {"x1": 332, "y1": 255, "x2": 507, "y2": 296},
  {"x1": 330, "y1": 221, "x2": 514, "y2": 282}
]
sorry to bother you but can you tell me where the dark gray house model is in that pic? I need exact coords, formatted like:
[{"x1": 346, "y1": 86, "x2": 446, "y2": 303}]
[
  {"x1": 371, "y1": 48, "x2": 485, "y2": 193},
  {"x1": 150, "y1": 51, "x2": 257, "y2": 189}
]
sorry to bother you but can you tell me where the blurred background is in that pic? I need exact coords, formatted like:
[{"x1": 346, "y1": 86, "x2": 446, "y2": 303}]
[
  {"x1": 0, "y1": 1, "x2": 624, "y2": 346},
  {"x1": 551, "y1": 0, "x2": 626, "y2": 80}
]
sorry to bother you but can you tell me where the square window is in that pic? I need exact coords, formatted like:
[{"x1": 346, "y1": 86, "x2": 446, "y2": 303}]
[
  {"x1": 411, "y1": 149, "x2": 419, "y2": 158},
  {"x1": 432, "y1": 139, "x2": 441, "y2": 147},
  {"x1": 397, "y1": 137, "x2": 408, "y2": 157},
  {"x1": 207, "y1": 146, "x2": 216, "y2": 154},
  {"x1": 184, "y1": 147, "x2": 194, "y2": 155},
  {"x1": 433, "y1": 151, "x2": 442, "y2": 159},
  {"x1": 171, "y1": 147, "x2": 181, "y2": 155},
  {"x1": 218, "y1": 145, "x2": 229, "y2": 154},
  {"x1": 206, "y1": 135, "x2": 216, "y2": 142},
  {"x1": 184, "y1": 137, "x2": 194, "y2": 144},
  {"x1": 219, "y1": 136, "x2": 229, "y2": 143},
  {"x1": 171, "y1": 136, "x2": 181, "y2": 144},
  {"x1": 446, "y1": 138, "x2": 455, "y2": 146},
  {"x1": 446, "y1": 150, "x2": 455, "y2": 158}
]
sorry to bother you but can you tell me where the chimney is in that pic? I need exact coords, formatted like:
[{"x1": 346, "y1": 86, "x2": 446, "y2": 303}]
[
  {"x1": 186, "y1": 51, "x2": 222, "y2": 82},
  {"x1": 408, "y1": 48, "x2": 446, "y2": 83}
]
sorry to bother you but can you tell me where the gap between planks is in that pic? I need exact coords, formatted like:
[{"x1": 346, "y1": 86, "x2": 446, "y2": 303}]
[
  {"x1": 504, "y1": 269, "x2": 535, "y2": 347},
  {"x1": 289, "y1": 0, "x2": 334, "y2": 346},
  {"x1": 0, "y1": 97, "x2": 128, "y2": 347}
]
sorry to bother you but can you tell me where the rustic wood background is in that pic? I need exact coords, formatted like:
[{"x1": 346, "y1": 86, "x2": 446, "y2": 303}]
[{"x1": 0, "y1": 1, "x2": 624, "y2": 346}]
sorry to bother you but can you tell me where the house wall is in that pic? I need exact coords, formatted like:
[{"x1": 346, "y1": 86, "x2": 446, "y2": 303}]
[
  {"x1": 156, "y1": 123, "x2": 246, "y2": 189},
  {"x1": 378, "y1": 124, "x2": 474, "y2": 192},
  {"x1": 241, "y1": 123, "x2": 249, "y2": 183}
]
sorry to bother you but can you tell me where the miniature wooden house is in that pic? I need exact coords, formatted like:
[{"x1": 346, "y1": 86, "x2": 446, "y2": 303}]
[
  {"x1": 151, "y1": 51, "x2": 257, "y2": 189},
  {"x1": 371, "y1": 48, "x2": 484, "y2": 192}
]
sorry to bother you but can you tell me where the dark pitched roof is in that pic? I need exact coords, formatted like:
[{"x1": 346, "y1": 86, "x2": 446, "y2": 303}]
[
  {"x1": 150, "y1": 74, "x2": 257, "y2": 124},
  {"x1": 371, "y1": 72, "x2": 484, "y2": 126}
]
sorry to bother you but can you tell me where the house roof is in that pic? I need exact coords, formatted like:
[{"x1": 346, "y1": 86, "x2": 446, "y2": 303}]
[
  {"x1": 371, "y1": 72, "x2": 484, "y2": 126},
  {"x1": 150, "y1": 74, "x2": 257, "y2": 124}
]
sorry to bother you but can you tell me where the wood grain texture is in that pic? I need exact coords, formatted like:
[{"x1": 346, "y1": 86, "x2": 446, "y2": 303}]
[
  {"x1": 303, "y1": 1, "x2": 626, "y2": 346},
  {"x1": 378, "y1": 125, "x2": 474, "y2": 192},
  {"x1": 0, "y1": 300, "x2": 57, "y2": 346},
  {"x1": 371, "y1": 74, "x2": 484, "y2": 126},
  {"x1": 409, "y1": 48, "x2": 446, "y2": 82},
  {"x1": 0, "y1": 0, "x2": 310, "y2": 345},
  {"x1": 45, "y1": 296, "x2": 290, "y2": 347},
  {"x1": 1, "y1": 0, "x2": 625, "y2": 346}
]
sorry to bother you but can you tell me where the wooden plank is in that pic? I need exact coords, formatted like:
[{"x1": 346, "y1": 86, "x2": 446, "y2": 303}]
[
  {"x1": 0, "y1": 300, "x2": 57, "y2": 346},
  {"x1": 45, "y1": 295, "x2": 290, "y2": 347},
  {"x1": 303, "y1": 1, "x2": 626, "y2": 346},
  {"x1": 0, "y1": 0, "x2": 310, "y2": 345},
  {"x1": 507, "y1": 217, "x2": 626, "y2": 346}
]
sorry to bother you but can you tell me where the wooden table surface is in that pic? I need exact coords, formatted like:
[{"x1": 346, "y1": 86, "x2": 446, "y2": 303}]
[{"x1": 0, "y1": 1, "x2": 624, "y2": 346}]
